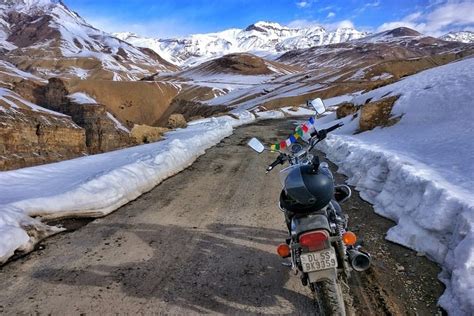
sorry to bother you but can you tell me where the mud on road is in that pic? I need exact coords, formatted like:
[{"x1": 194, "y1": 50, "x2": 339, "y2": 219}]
[{"x1": 0, "y1": 119, "x2": 444, "y2": 315}]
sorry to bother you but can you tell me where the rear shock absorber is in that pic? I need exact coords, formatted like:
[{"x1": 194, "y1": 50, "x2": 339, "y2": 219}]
[{"x1": 336, "y1": 219, "x2": 351, "y2": 275}]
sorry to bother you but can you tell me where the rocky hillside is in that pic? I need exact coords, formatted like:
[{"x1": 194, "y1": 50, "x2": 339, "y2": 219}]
[
  {"x1": 0, "y1": 0, "x2": 178, "y2": 81},
  {"x1": 177, "y1": 53, "x2": 302, "y2": 76},
  {"x1": 115, "y1": 21, "x2": 369, "y2": 66}
]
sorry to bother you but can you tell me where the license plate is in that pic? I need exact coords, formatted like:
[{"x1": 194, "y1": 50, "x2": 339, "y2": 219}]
[{"x1": 300, "y1": 249, "x2": 337, "y2": 272}]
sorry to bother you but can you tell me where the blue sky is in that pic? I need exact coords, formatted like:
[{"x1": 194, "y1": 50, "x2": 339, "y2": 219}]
[{"x1": 64, "y1": 0, "x2": 474, "y2": 38}]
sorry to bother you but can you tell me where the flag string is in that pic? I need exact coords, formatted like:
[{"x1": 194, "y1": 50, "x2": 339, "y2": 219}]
[{"x1": 270, "y1": 117, "x2": 316, "y2": 151}]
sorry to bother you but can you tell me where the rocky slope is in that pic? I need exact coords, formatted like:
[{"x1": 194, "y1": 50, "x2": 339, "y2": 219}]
[
  {"x1": 0, "y1": 0, "x2": 178, "y2": 81},
  {"x1": 114, "y1": 21, "x2": 369, "y2": 67}
]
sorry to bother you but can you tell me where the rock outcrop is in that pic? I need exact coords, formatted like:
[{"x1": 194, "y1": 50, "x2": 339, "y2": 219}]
[
  {"x1": 36, "y1": 78, "x2": 134, "y2": 154},
  {"x1": 0, "y1": 88, "x2": 86, "y2": 171},
  {"x1": 359, "y1": 96, "x2": 400, "y2": 131}
]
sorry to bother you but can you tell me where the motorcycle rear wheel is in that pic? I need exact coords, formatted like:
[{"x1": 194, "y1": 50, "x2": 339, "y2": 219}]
[{"x1": 313, "y1": 279, "x2": 346, "y2": 316}]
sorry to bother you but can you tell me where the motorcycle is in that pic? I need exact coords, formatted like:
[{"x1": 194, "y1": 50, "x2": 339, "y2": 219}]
[{"x1": 247, "y1": 99, "x2": 371, "y2": 315}]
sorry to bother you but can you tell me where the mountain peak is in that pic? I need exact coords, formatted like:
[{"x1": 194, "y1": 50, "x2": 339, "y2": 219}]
[
  {"x1": 385, "y1": 27, "x2": 421, "y2": 37},
  {"x1": 118, "y1": 21, "x2": 370, "y2": 67},
  {"x1": 2, "y1": 0, "x2": 62, "y2": 9},
  {"x1": 244, "y1": 21, "x2": 287, "y2": 32},
  {"x1": 114, "y1": 32, "x2": 140, "y2": 41},
  {"x1": 439, "y1": 31, "x2": 474, "y2": 43}
]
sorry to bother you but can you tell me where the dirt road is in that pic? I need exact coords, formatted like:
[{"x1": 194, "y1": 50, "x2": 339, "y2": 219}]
[{"x1": 0, "y1": 119, "x2": 444, "y2": 315}]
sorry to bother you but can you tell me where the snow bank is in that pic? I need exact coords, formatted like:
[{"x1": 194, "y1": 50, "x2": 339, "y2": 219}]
[
  {"x1": 0, "y1": 112, "x2": 258, "y2": 264},
  {"x1": 316, "y1": 58, "x2": 474, "y2": 315}
]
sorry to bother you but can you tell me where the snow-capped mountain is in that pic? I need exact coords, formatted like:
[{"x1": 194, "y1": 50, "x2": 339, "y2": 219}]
[
  {"x1": 439, "y1": 31, "x2": 474, "y2": 43},
  {"x1": 114, "y1": 21, "x2": 369, "y2": 67},
  {"x1": 0, "y1": 0, "x2": 177, "y2": 80}
]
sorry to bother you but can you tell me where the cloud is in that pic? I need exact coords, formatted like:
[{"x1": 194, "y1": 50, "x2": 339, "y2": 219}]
[
  {"x1": 327, "y1": 12, "x2": 336, "y2": 18},
  {"x1": 288, "y1": 19, "x2": 354, "y2": 30},
  {"x1": 317, "y1": 5, "x2": 334, "y2": 13},
  {"x1": 378, "y1": 0, "x2": 474, "y2": 36},
  {"x1": 332, "y1": 20, "x2": 354, "y2": 29},
  {"x1": 353, "y1": 0, "x2": 380, "y2": 15},
  {"x1": 296, "y1": 1, "x2": 310, "y2": 8},
  {"x1": 296, "y1": 0, "x2": 318, "y2": 9}
]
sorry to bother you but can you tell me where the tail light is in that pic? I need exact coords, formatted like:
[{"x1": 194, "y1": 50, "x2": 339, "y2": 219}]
[
  {"x1": 342, "y1": 231, "x2": 357, "y2": 246},
  {"x1": 299, "y1": 230, "x2": 329, "y2": 251},
  {"x1": 277, "y1": 243, "x2": 291, "y2": 258}
]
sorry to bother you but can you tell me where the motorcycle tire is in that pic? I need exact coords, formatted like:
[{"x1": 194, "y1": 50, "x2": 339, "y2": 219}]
[{"x1": 313, "y1": 279, "x2": 346, "y2": 316}]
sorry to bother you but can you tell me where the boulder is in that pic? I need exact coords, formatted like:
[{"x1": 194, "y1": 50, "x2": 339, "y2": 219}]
[
  {"x1": 167, "y1": 114, "x2": 187, "y2": 129},
  {"x1": 131, "y1": 124, "x2": 169, "y2": 144},
  {"x1": 359, "y1": 96, "x2": 399, "y2": 131},
  {"x1": 336, "y1": 102, "x2": 358, "y2": 119}
]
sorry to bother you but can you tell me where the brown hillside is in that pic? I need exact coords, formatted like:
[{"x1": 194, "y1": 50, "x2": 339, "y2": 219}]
[{"x1": 68, "y1": 80, "x2": 181, "y2": 126}]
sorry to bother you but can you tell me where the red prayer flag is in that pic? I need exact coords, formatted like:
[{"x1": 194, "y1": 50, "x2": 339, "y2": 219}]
[
  {"x1": 280, "y1": 140, "x2": 287, "y2": 149},
  {"x1": 302, "y1": 124, "x2": 309, "y2": 132}
]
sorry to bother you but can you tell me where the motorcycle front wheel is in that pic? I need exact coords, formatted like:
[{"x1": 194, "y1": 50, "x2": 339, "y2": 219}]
[{"x1": 312, "y1": 279, "x2": 346, "y2": 316}]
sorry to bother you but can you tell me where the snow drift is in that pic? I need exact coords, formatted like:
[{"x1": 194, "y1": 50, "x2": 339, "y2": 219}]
[
  {"x1": 0, "y1": 112, "x2": 258, "y2": 264},
  {"x1": 317, "y1": 58, "x2": 474, "y2": 315}
]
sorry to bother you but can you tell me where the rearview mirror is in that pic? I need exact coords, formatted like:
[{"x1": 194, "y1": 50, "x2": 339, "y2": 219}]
[
  {"x1": 308, "y1": 98, "x2": 326, "y2": 115},
  {"x1": 247, "y1": 137, "x2": 265, "y2": 153}
]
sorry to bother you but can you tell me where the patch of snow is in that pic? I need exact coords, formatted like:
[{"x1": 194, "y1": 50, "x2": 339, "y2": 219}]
[
  {"x1": 106, "y1": 112, "x2": 129, "y2": 133},
  {"x1": 323, "y1": 91, "x2": 363, "y2": 107},
  {"x1": 254, "y1": 110, "x2": 285, "y2": 120},
  {"x1": 69, "y1": 67, "x2": 89, "y2": 79},
  {"x1": 315, "y1": 58, "x2": 474, "y2": 315},
  {"x1": 68, "y1": 92, "x2": 97, "y2": 105},
  {"x1": 281, "y1": 106, "x2": 316, "y2": 116},
  {"x1": 0, "y1": 60, "x2": 45, "y2": 82},
  {"x1": 371, "y1": 72, "x2": 393, "y2": 81}
]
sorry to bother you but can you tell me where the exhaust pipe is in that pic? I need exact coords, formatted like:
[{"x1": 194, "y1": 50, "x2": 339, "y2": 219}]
[{"x1": 348, "y1": 248, "x2": 371, "y2": 272}]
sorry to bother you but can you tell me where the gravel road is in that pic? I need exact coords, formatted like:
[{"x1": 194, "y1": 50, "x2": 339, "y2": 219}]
[{"x1": 0, "y1": 119, "x2": 444, "y2": 315}]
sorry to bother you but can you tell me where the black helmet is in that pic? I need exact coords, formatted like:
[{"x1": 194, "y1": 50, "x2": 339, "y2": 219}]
[{"x1": 281, "y1": 164, "x2": 334, "y2": 212}]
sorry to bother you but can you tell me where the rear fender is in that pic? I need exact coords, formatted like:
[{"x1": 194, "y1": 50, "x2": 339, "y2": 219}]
[
  {"x1": 291, "y1": 213, "x2": 330, "y2": 236},
  {"x1": 307, "y1": 267, "x2": 337, "y2": 283}
]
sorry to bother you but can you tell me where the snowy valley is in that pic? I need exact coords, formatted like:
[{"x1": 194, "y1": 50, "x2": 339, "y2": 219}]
[{"x1": 0, "y1": 0, "x2": 474, "y2": 315}]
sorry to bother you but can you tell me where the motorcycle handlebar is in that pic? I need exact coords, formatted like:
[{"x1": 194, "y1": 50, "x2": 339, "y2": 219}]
[
  {"x1": 266, "y1": 154, "x2": 284, "y2": 172},
  {"x1": 265, "y1": 122, "x2": 343, "y2": 171},
  {"x1": 310, "y1": 123, "x2": 344, "y2": 139},
  {"x1": 325, "y1": 123, "x2": 344, "y2": 133}
]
